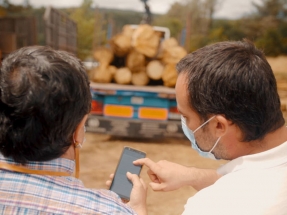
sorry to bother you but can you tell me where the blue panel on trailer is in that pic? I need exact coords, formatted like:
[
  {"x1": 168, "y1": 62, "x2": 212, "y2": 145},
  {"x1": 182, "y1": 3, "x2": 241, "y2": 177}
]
[
  {"x1": 169, "y1": 99, "x2": 177, "y2": 107},
  {"x1": 104, "y1": 95, "x2": 169, "y2": 108},
  {"x1": 92, "y1": 93, "x2": 103, "y2": 100},
  {"x1": 92, "y1": 88, "x2": 162, "y2": 98},
  {"x1": 90, "y1": 86, "x2": 176, "y2": 121},
  {"x1": 114, "y1": 90, "x2": 159, "y2": 97}
]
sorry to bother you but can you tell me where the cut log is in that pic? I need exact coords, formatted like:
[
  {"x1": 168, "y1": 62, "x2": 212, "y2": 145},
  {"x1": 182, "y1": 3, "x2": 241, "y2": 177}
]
[
  {"x1": 158, "y1": 37, "x2": 179, "y2": 59},
  {"x1": 126, "y1": 49, "x2": 146, "y2": 73},
  {"x1": 110, "y1": 34, "x2": 132, "y2": 57},
  {"x1": 93, "y1": 47, "x2": 113, "y2": 66},
  {"x1": 91, "y1": 25, "x2": 187, "y2": 87},
  {"x1": 146, "y1": 60, "x2": 164, "y2": 80},
  {"x1": 162, "y1": 64, "x2": 178, "y2": 87},
  {"x1": 161, "y1": 37, "x2": 179, "y2": 51},
  {"x1": 132, "y1": 24, "x2": 160, "y2": 58},
  {"x1": 92, "y1": 64, "x2": 115, "y2": 83},
  {"x1": 114, "y1": 67, "x2": 132, "y2": 85},
  {"x1": 122, "y1": 25, "x2": 134, "y2": 38},
  {"x1": 131, "y1": 69, "x2": 149, "y2": 86},
  {"x1": 161, "y1": 46, "x2": 187, "y2": 65},
  {"x1": 108, "y1": 65, "x2": 117, "y2": 76}
]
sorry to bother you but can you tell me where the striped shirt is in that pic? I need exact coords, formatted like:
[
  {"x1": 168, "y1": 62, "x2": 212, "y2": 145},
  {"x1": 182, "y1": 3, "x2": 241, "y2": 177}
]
[{"x1": 0, "y1": 154, "x2": 136, "y2": 215}]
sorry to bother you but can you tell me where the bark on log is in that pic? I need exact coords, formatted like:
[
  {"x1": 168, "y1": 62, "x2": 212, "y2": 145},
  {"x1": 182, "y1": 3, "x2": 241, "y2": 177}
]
[
  {"x1": 126, "y1": 49, "x2": 146, "y2": 73},
  {"x1": 132, "y1": 24, "x2": 160, "y2": 58},
  {"x1": 146, "y1": 60, "x2": 164, "y2": 80},
  {"x1": 114, "y1": 67, "x2": 132, "y2": 85},
  {"x1": 131, "y1": 69, "x2": 149, "y2": 86},
  {"x1": 110, "y1": 34, "x2": 132, "y2": 57},
  {"x1": 162, "y1": 64, "x2": 178, "y2": 87},
  {"x1": 93, "y1": 47, "x2": 113, "y2": 66}
]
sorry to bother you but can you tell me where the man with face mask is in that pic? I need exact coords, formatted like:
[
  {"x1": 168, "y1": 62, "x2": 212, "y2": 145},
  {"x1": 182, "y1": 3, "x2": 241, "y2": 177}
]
[
  {"x1": 134, "y1": 40, "x2": 287, "y2": 214},
  {"x1": 0, "y1": 46, "x2": 147, "y2": 215}
]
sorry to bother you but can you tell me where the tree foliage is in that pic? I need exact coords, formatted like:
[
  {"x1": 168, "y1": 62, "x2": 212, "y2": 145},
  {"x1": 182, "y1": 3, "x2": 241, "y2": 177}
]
[
  {"x1": 253, "y1": 0, "x2": 287, "y2": 18},
  {"x1": 0, "y1": 0, "x2": 33, "y2": 17},
  {"x1": 101, "y1": 9, "x2": 142, "y2": 34},
  {"x1": 255, "y1": 29, "x2": 283, "y2": 55},
  {"x1": 153, "y1": 16, "x2": 183, "y2": 38},
  {"x1": 250, "y1": 0, "x2": 287, "y2": 55},
  {"x1": 153, "y1": 0, "x2": 223, "y2": 50},
  {"x1": 1, "y1": 0, "x2": 287, "y2": 56},
  {"x1": 159, "y1": 0, "x2": 287, "y2": 56},
  {"x1": 69, "y1": 0, "x2": 95, "y2": 60}
]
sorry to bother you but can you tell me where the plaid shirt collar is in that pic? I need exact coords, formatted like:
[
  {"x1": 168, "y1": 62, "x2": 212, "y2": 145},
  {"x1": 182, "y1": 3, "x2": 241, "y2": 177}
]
[{"x1": 0, "y1": 153, "x2": 74, "y2": 175}]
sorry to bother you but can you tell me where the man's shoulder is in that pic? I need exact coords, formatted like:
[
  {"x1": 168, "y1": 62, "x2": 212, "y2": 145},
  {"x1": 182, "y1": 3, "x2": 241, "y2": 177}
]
[
  {"x1": 182, "y1": 168, "x2": 287, "y2": 215},
  {"x1": 218, "y1": 140, "x2": 287, "y2": 175}
]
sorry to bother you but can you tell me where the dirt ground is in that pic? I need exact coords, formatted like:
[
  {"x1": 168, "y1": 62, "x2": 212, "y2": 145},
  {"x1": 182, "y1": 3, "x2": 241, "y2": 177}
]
[
  {"x1": 80, "y1": 133, "x2": 227, "y2": 215},
  {"x1": 79, "y1": 56, "x2": 287, "y2": 215},
  {"x1": 269, "y1": 56, "x2": 287, "y2": 119}
]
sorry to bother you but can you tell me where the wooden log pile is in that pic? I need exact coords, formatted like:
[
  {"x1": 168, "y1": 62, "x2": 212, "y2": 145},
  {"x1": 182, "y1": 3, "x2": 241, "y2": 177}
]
[{"x1": 91, "y1": 24, "x2": 187, "y2": 87}]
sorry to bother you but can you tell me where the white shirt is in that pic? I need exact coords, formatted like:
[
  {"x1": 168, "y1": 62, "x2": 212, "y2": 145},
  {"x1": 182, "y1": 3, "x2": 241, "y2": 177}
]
[{"x1": 182, "y1": 141, "x2": 287, "y2": 215}]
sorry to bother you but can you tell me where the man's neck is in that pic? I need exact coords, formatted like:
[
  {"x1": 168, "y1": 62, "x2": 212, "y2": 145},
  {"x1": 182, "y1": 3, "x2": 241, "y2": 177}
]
[
  {"x1": 60, "y1": 144, "x2": 75, "y2": 160},
  {"x1": 245, "y1": 126, "x2": 287, "y2": 155}
]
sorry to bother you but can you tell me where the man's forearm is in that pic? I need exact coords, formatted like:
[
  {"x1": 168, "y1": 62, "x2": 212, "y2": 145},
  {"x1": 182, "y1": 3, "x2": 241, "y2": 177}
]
[
  {"x1": 186, "y1": 167, "x2": 221, "y2": 191},
  {"x1": 133, "y1": 207, "x2": 147, "y2": 215},
  {"x1": 128, "y1": 203, "x2": 147, "y2": 215}
]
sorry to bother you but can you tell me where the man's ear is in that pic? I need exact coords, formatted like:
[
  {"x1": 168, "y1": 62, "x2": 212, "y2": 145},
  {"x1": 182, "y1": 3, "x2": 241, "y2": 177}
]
[
  {"x1": 214, "y1": 115, "x2": 230, "y2": 138},
  {"x1": 74, "y1": 114, "x2": 88, "y2": 143}
]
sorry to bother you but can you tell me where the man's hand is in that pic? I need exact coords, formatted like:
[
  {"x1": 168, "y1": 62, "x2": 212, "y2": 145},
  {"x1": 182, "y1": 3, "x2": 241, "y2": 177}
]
[
  {"x1": 133, "y1": 158, "x2": 192, "y2": 191},
  {"x1": 105, "y1": 173, "x2": 114, "y2": 189},
  {"x1": 134, "y1": 158, "x2": 221, "y2": 191},
  {"x1": 126, "y1": 172, "x2": 147, "y2": 215},
  {"x1": 105, "y1": 173, "x2": 147, "y2": 215}
]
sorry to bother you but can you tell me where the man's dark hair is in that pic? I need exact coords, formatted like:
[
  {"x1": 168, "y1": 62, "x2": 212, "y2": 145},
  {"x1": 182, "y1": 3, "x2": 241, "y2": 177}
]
[
  {"x1": 177, "y1": 40, "x2": 285, "y2": 142},
  {"x1": 0, "y1": 46, "x2": 91, "y2": 164}
]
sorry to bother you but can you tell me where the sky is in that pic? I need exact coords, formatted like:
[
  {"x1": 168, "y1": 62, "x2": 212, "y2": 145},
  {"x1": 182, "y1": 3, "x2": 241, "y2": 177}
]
[{"x1": 8, "y1": 0, "x2": 262, "y2": 19}]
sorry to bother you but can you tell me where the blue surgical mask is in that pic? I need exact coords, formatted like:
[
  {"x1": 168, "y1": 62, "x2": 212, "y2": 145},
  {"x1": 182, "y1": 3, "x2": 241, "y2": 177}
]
[{"x1": 181, "y1": 115, "x2": 220, "y2": 160}]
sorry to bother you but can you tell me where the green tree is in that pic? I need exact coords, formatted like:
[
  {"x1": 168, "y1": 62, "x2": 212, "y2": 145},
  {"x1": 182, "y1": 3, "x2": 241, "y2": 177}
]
[
  {"x1": 0, "y1": 0, "x2": 33, "y2": 17},
  {"x1": 162, "y1": 0, "x2": 222, "y2": 51},
  {"x1": 253, "y1": 0, "x2": 287, "y2": 18},
  {"x1": 69, "y1": 0, "x2": 95, "y2": 60},
  {"x1": 278, "y1": 22, "x2": 287, "y2": 53},
  {"x1": 211, "y1": 20, "x2": 245, "y2": 40},
  {"x1": 166, "y1": 2, "x2": 187, "y2": 21},
  {"x1": 255, "y1": 29, "x2": 283, "y2": 55},
  {"x1": 153, "y1": 16, "x2": 183, "y2": 38},
  {"x1": 246, "y1": 0, "x2": 287, "y2": 55},
  {"x1": 102, "y1": 9, "x2": 142, "y2": 34}
]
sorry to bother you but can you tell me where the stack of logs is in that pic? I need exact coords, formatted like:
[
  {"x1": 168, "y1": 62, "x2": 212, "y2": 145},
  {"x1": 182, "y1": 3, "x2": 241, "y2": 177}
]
[{"x1": 91, "y1": 24, "x2": 187, "y2": 87}]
